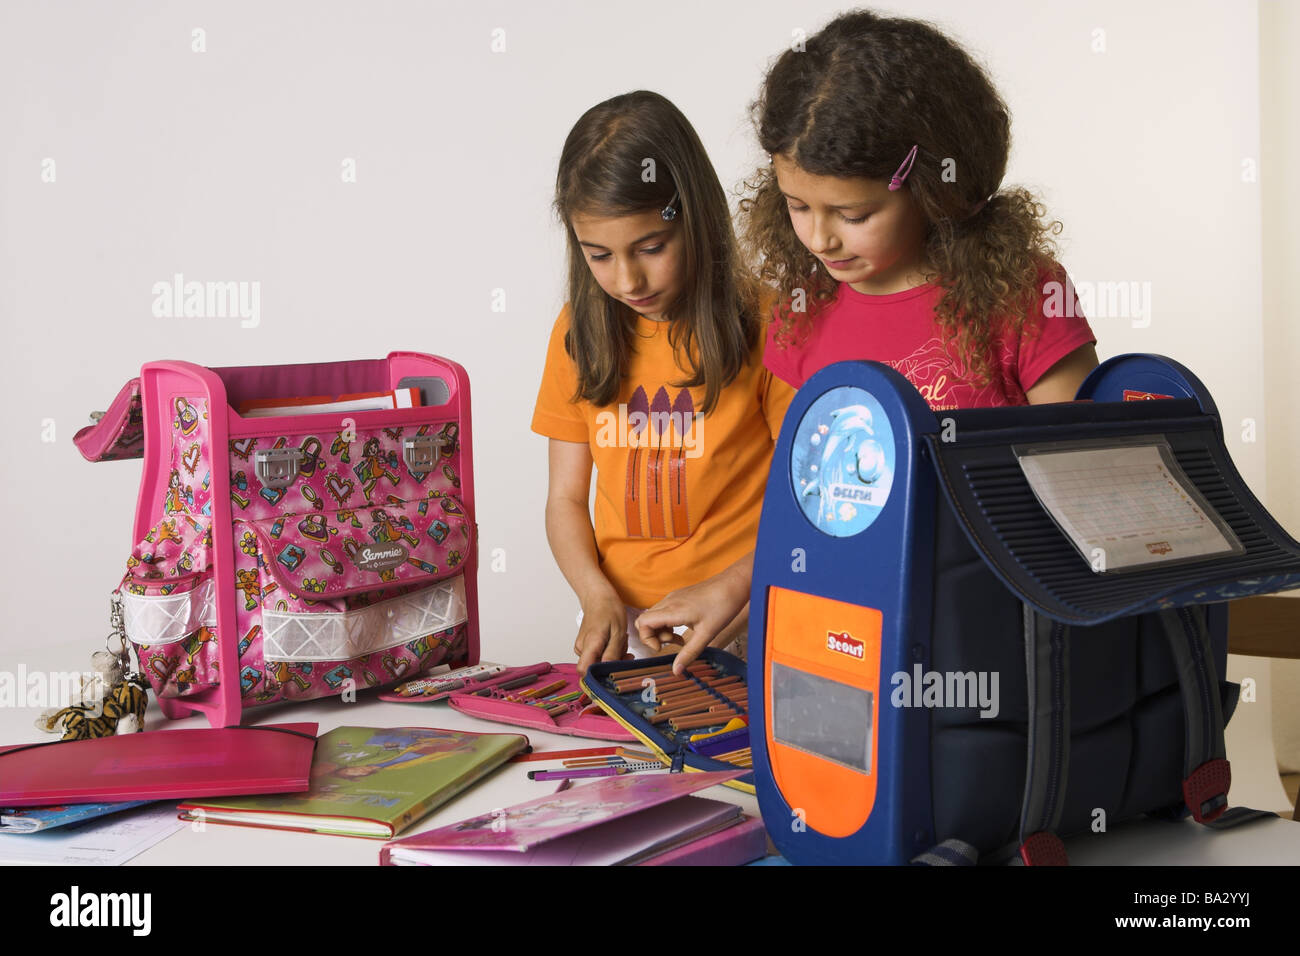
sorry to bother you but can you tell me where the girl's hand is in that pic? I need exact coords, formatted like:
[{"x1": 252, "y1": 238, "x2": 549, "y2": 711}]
[
  {"x1": 575, "y1": 590, "x2": 633, "y2": 675},
  {"x1": 634, "y1": 560, "x2": 751, "y2": 675}
]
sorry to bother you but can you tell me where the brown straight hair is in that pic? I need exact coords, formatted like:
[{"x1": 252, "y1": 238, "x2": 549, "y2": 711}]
[{"x1": 554, "y1": 90, "x2": 759, "y2": 415}]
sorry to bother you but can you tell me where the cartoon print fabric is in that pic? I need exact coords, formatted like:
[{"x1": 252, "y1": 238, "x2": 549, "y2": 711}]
[{"x1": 121, "y1": 395, "x2": 471, "y2": 706}]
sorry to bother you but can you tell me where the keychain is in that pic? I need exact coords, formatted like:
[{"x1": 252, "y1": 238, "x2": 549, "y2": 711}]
[{"x1": 35, "y1": 594, "x2": 149, "y2": 740}]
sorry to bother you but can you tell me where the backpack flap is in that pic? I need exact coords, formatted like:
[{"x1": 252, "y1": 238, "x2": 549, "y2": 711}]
[
  {"x1": 239, "y1": 499, "x2": 472, "y2": 664},
  {"x1": 921, "y1": 415, "x2": 1300, "y2": 625},
  {"x1": 76, "y1": 378, "x2": 146, "y2": 462}
]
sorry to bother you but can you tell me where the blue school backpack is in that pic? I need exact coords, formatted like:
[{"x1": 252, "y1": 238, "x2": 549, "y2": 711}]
[{"x1": 748, "y1": 354, "x2": 1299, "y2": 865}]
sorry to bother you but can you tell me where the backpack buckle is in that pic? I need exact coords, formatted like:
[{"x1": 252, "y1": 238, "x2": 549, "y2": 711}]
[
  {"x1": 1019, "y1": 831, "x2": 1068, "y2": 866},
  {"x1": 1183, "y1": 758, "x2": 1231, "y2": 823},
  {"x1": 254, "y1": 448, "x2": 303, "y2": 488},
  {"x1": 403, "y1": 435, "x2": 448, "y2": 472}
]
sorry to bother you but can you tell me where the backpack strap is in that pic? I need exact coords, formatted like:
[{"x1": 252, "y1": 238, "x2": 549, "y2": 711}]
[
  {"x1": 75, "y1": 378, "x2": 144, "y2": 462},
  {"x1": 910, "y1": 838, "x2": 980, "y2": 866},
  {"x1": 1018, "y1": 605, "x2": 1071, "y2": 865},
  {"x1": 918, "y1": 603, "x2": 1273, "y2": 867},
  {"x1": 1156, "y1": 606, "x2": 1275, "y2": 828},
  {"x1": 915, "y1": 606, "x2": 1072, "y2": 867}
]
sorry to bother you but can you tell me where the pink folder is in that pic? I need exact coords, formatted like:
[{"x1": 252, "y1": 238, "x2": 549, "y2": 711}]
[
  {"x1": 636, "y1": 814, "x2": 769, "y2": 866},
  {"x1": 0, "y1": 722, "x2": 318, "y2": 807}
]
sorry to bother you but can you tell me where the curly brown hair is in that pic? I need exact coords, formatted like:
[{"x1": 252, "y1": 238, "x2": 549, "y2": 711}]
[
  {"x1": 554, "y1": 91, "x2": 760, "y2": 415},
  {"x1": 741, "y1": 9, "x2": 1065, "y2": 385}
]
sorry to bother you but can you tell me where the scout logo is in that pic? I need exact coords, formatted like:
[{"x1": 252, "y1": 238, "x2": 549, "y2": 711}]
[
  {"x1": 1145, "y1": 541, "x2": 1173, "y2": 555},
  {"x1": 826, "y1": 630, "x2": 865, "y2": 660},
  {"x1": 1123, "y1": 389, "x2": 1174, "y2": 401},
  {"x1": 353, "y1": 543, "x2": 408, "y2": 572}
]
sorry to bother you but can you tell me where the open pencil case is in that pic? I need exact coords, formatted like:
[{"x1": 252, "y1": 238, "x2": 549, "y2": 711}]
[
  {"x1": 447, "y1": 663, "x2": 637, "y2": 741},
  {"x1": 581, "y1": 649, "x2": 754, "y2": 794}
]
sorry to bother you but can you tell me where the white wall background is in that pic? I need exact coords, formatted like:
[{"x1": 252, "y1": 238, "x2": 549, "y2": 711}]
[{"x1": 0, "y1": 1, "x2": 1281, "y2": 679}]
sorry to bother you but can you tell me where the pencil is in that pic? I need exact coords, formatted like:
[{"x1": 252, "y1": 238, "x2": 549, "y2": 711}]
[
  {"x1": 518, "y1": 679, "x2": 568, "y2": 699},
  {"x1": 510, "y1": 746, "x2": 619, "y2": 763},
  {"x1": 528, "y1": 762, "x2": 665, "y2": 781},
  {"x1": 616, "y1": 747, "x2": 656, "y2": 762},
  {"x1": 603, "y1": 661, "x2": 715, "y2": 682}
]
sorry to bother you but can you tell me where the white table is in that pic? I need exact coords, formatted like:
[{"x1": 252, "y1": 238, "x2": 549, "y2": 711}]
[{"x1": 3, "y1": 638, "x2": 1296, "y2": 865}]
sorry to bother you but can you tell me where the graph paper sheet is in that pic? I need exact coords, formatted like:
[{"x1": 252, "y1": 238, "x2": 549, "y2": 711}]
[{"x1": 1015, "y1": 440, "x2": 1243, "y2": 572}]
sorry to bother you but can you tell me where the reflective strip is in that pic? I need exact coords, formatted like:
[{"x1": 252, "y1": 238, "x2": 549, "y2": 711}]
[
  {"x1": 121, "y1": 579, "x2": 216, "y2": 646},
  {"x1": 262, "y1": 574, "x2": 468, "y2": 662}
]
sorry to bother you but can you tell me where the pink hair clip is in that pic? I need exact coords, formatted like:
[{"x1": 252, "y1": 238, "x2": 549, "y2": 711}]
[{"x1": 888, "y1": 145, "x2": 918, "y2": 191}]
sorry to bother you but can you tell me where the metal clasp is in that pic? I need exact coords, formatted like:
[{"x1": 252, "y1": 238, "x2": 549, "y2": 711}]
[
  {"x1": 403, "y1": 435, "x2": 448, "y2": 472},
  {"x1": 255, "y1": 448, "x2": 303, "y2": 488}
]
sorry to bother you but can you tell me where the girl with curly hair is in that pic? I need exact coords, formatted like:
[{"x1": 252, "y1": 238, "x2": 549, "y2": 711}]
[{"x1": 636, "y1": 9, "x2": 1098, "y2": 668}]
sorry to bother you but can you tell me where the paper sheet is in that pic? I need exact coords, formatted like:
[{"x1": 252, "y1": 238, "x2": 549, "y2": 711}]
[
  {"x1": 1015, "y1": 441, "x2": 1241, "y2": 572},
  {"x1": 0, "y1": 802, "x2": 184, "y2": 866}
]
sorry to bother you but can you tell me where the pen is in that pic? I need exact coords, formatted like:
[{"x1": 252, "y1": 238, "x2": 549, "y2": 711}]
[
  {"x1": 397, "y1": 663, "x2": 507, "y2": 695},
  {"x1": 528, "y1": 762, "x2": 665, "y2": 781},
  {"x1": 398, "y1": 679, "x2": 464, "y2": 696},
  {"x1": 474, "y1": 674, "x2": 539, "y2": 695}
]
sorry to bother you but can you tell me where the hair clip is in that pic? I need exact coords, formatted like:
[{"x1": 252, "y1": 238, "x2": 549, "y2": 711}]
[
  {"x1": 888, "y1": 145, "x2": 918, "y2": 191},
  {"x1": 661, "y1": 190, "x2": 679, "y2": 221}
]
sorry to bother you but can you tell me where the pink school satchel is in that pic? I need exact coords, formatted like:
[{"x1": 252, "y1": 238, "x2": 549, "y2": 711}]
[{"x1": 76, "y1": 353, "x2": 480, "y2": 728}]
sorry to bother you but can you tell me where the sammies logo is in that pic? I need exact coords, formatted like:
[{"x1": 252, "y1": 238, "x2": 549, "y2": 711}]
[
  {"x1": 1145, "y1": 541, "x2": 1173, "y2": 555},
  {"x1": 826, "y1": 631, "x2": 865, "y2": 660},
  {"x1": 353, "y1": 544, "x2": 408, "y2": 572}
]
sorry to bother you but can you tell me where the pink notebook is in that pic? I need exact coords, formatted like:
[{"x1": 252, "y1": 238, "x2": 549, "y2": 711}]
[
  {"x1": 637, "y1": 814, "x2": 769, "y2": 866},
  {"x1": 380, "y1": 769, "x2": 745, "y2": 865},
  {"x1": 0, "y1": 722, "x2": 318, "y2": 807}
]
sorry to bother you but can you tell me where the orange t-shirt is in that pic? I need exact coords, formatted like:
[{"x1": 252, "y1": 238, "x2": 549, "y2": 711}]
[{"x1": 531, "y1": 304, "x2": 795, "y2": 609}]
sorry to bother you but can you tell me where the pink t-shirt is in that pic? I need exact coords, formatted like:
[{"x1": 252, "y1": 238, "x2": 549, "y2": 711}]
[{"x1": 763, "y1": 275, "x2": 1096, "y2": 410}]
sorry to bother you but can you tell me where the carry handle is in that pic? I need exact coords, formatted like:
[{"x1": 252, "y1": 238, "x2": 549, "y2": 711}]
[{"x1": 75, "y1": 378, "x2": 145, "y2": 462}]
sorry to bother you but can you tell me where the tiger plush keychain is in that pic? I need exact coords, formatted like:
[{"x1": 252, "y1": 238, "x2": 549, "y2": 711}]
[{"x1": 36, "y1": 595, "x2": 149, "y2": 740}]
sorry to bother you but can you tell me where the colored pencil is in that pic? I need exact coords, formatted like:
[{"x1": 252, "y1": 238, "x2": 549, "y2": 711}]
[
  {"x1": 518, "y1": 679, "x2": 568, "y2": 699},
  {"x1": 616, "y1": 747, "x2": 656, "y2": 762},
  {"x1": 604, "y1": 661, "x2": 714, "y2": 681},
  {"x1": 510, "y1": 746, "x2": 619, "y2": 763}
]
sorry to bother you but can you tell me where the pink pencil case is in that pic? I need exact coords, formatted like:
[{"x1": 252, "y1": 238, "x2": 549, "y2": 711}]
[{"x1": 446, "y1": 663, "x2": 636, "y2": 741}]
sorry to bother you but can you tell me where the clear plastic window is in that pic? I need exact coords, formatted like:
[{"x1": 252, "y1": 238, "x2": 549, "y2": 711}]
[{"x1": 772, "y1": 662, "x2": 873, "y2": 773}]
